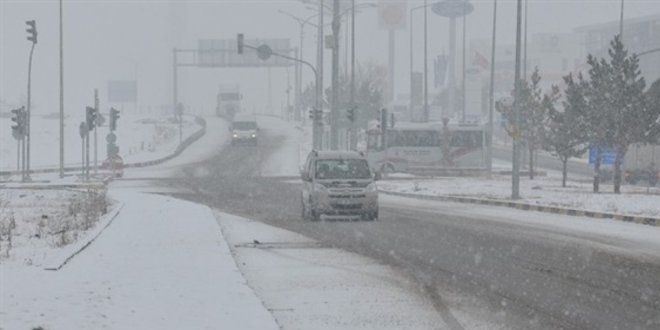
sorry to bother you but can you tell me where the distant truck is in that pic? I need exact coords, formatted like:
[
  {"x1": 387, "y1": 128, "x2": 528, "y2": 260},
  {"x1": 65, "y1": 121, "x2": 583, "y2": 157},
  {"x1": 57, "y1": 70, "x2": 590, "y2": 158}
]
[
  {"x1": 216, "y1": 84, "x2": 242, "y2": 119},
  {"x1": 624, "y1": 144, "x2": 660, "y2": 186}
]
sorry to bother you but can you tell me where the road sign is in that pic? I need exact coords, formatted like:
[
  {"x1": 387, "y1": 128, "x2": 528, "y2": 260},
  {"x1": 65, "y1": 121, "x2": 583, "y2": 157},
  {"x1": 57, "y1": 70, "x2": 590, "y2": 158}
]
[
  {"x1": 432, "y1": 0, "x2": 474, "y2": 18},
  {"x1": 106, "y1": 132, "x2": 117, "y2": 144},
  {"x1": 256, "y1": 44, "x2": 273, "y2": 61},
  {"x1": 588, "y1": 146, "x2": 617, "y2": 165},
  {"x1": 378, "y1": 1, "x2": 406, "y2": 30}
]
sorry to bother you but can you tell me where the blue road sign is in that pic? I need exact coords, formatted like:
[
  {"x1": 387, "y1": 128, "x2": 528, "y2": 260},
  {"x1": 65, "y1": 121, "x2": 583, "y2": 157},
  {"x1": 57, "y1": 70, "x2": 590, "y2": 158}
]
[{"x1": 588, "y1": 146, "x2": 617, "y2": 165}]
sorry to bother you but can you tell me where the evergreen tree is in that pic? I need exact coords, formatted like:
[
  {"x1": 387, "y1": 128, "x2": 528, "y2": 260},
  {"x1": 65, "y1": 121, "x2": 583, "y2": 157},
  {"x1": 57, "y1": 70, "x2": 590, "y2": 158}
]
[
  {"x1": 593, "y1": 36, "x2": 646, "y2": 193},
  {"x1": 545, "y1": 74, "x2": 589, "y2": 187},
  {"x1": 496, "y1": 67, "x2": 549, "y2": 179}
]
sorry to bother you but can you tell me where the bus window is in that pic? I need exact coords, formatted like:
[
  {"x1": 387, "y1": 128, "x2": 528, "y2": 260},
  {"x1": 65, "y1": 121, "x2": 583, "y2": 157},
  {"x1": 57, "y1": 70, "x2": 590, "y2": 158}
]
[
  {"x1": 451, "y1": 131, "x2": 482, "y2": 148},
  {"x1": 387, "y1": 130, "x2": 439, "y2": 147},
  {"x1": 367, "y1": 132, "x2": 382, "y2": 151}
]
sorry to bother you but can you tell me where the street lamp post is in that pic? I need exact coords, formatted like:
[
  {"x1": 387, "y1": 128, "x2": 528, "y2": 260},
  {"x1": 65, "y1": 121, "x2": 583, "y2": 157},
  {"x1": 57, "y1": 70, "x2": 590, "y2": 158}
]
[
  {"x1": 59, "y1": 0, "x2": 65, "y2": 178},
  {"x1": 317, "y1": 0, "x2": 324, "y2": 149},
  {"x1": 409, "y1": 3, "x2": 431, "y2": 122},
  {"x1": 278, "y1": 10, "x2": 319, "y2": 123},
  {"x1": 424, "y1": 0, "x2": 429, "y2": 122},
  {"x1": 512, "y1": 0, "x2": 523, "y2": 199},
  {"x1": 487, "y1": 0, "x2": 498, "y2": 179}
]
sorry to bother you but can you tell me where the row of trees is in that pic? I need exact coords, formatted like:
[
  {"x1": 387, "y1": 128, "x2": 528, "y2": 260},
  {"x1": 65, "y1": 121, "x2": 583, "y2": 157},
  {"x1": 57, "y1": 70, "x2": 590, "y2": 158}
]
[{"x1": 498, "y1": 36, "x2": 660, "y2": 193}]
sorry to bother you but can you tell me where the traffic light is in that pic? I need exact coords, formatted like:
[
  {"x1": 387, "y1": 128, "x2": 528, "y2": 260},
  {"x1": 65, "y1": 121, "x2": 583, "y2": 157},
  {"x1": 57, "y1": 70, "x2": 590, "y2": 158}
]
[
  {"x1": 346, "y1": 107, "x2": 356, "y2": 123},
  {"x1": 86, "y1": 106, "x2": 97, "y2": 130},
  {"x1": 109, "y1": 108, "x2": 120, "y2": 131},
  {"x1": 237, "y1": 33, "x2": 244, "y2": 54},
  {"x1": 11, "y1": 107, "x2": 26, "y2": 139},
  {"x1": 25, "y1": 20, "x2": 37, "y2": 44}
]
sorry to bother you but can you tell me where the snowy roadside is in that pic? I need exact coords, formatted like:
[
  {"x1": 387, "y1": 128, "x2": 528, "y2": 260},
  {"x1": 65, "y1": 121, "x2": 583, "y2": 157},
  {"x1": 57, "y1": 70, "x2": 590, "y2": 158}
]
[
  {"x1": 378, "y1": 171, "x2": 660, "y2": 221},
  {"x1": 0, "y1": 191, "x2": 279, "y2": 330},
  {"x1": 0, "y1": 114, "x2": 200, "y2": 172}
]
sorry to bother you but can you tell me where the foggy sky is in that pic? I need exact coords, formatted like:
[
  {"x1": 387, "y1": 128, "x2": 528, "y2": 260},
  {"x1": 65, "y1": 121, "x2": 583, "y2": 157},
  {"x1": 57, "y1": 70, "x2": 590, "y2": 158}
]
[{"x1": 1, "y1": 0, "x2": 658, "y2": 118}]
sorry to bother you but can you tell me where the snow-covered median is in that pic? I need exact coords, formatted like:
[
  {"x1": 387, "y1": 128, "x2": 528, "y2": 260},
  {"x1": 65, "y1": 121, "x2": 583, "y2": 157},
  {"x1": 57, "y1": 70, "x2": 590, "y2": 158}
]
[{"x1": 378, "y1": 172, "x2": 660, "y2": 219}]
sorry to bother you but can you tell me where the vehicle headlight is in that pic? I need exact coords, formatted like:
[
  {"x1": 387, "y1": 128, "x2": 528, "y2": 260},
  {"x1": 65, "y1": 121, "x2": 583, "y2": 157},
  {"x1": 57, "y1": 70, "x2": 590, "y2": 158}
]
[
  {"x1": 365, "y1": 182, "x2": 378, "y2": 193},
  {"x1": 251, "y1": 133, "x2": 257, "y2": 138},
  {"x1": 313, "y1": 182, "x2": 328, "y2": 193},
  {"x1": 233, "y1": 133, "x2": 238, "y2": 138}
]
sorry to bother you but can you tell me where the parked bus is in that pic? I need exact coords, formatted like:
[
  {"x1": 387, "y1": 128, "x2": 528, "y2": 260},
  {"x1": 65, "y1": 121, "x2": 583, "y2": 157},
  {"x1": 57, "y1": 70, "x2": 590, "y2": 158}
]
[{"x1": 366, "y1": 122, "x2": 486, "y2": 175}]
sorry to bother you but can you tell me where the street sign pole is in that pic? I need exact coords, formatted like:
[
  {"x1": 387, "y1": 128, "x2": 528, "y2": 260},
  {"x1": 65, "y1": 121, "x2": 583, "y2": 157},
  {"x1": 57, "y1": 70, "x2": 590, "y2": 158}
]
[
  {"x1": 82, "y1": 134, "x2": 85, "y2": 181},
  {"x1": 86, "y1": 120, "x2": 90, "y2": 182},
  {"x1": 94, "y1": 89, "x2": 99, "y2": 176},
  {"x1": 79, "y1": 121, "x2": 87, "y2": 181}
]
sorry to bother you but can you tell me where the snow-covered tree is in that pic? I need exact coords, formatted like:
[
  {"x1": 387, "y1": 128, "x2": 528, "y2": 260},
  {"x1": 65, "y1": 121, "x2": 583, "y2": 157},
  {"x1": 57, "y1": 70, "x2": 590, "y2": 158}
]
[
  {"x1": 496, "y1": 67, "x2": 549, "y2": 179},
  {"x1": 586, "y1": 36, "x2": 647, "y2": 193},
  {"x1": 545, "y1": 74, "x2": 589, "y2": 187}
]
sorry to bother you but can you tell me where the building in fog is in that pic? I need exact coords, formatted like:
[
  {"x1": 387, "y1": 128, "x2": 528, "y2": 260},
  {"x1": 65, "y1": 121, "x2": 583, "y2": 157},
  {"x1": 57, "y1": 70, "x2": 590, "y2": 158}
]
[{"x1": 575, "y1": 14, "x2": 660, "y2": 84}]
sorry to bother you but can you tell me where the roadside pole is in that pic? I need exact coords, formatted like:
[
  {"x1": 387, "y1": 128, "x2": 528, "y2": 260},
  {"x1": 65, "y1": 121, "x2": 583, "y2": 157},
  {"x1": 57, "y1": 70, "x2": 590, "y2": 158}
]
[
  {"x1": 94, "y1": 89, "x2": 99, "y2": 176},
  {"x1": 79, "y1": 122, "x2": 86, "y2": 181}
]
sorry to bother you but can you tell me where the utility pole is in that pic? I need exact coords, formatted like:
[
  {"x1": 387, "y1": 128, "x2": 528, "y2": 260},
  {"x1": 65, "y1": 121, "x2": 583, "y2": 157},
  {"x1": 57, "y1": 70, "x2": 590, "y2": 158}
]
[
  {"x1": 487, "y1": 0, "x2": 498, "y2": 179},
  {"x1": 315, "y1": 0, "x2": 324, "y2": 150},
  {"x1": 462, "y1": 5, "x2": 467, "y2": 123},
  {"x1": 619, "y1": 0, "x2": 625, "y2": 40},
  {"x1": 59, "y1": 0, "x2": 65, "y2": 178},
  {"x1": 523, "y1": 0, "x2": 528, "y2": 79},
  {"x1": 331, "y1": 0, "x2": 340, "y2": 150},
  {"x1": 350, "y1": 0, "x2": 357, "y2": 150},
  {"x1": 424, "y1": 0, "x2": 429, "y2": 122},
  {"x1": 173, "y1": 48, "x2": 178, "y2": 122},
  {"x1": 512, "y1": 0, "x2": 523, "y2": 199},
  {"x1": 94, "y1": 89, "x2": 99, "y2": 176}
]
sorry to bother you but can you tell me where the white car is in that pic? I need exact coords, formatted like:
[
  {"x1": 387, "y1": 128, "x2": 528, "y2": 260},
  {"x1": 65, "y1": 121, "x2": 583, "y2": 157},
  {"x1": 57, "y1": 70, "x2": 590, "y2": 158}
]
[{"x1": 301, "y1": 150, "x2": 379, "y2": 221}]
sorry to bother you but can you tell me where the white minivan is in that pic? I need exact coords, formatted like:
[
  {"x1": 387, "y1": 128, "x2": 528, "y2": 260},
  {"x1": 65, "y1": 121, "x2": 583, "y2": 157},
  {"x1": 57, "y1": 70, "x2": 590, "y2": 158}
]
[{"x1": 301, "y1": 150, "x2": 380, "y2": 221}]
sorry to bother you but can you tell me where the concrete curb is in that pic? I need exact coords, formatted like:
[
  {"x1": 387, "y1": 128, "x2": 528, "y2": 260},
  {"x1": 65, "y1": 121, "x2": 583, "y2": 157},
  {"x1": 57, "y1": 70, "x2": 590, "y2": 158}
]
[
  {"x1": 381, "y1": 190, "x2": 660, "y2": 227},
  {"x1": 43, "y1": 200, "x2": 124, "y2": 271}
]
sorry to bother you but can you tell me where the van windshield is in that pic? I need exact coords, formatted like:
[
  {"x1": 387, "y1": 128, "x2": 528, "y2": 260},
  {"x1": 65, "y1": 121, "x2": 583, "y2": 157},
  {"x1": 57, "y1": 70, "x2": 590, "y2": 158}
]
[
  {"x1": 315, "y1": 159, "x2": 371, "y2": 180},
  {"x1": 233, "y1": 121, "x2": 257, "y2": 130}
]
